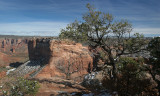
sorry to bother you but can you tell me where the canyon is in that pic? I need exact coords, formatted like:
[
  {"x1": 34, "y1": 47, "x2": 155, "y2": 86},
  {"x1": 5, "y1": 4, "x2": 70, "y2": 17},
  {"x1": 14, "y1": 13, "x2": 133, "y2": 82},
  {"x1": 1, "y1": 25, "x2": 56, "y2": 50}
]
[
  {"x1": 0, "y1": 37, "x2": 29, "y2": 66},
  {"x1": 0, "y1": 37, "x2": 96, "y2": 95},
  {"x1": 0, "y1": 36, "x2": 158, "y2": 96}
]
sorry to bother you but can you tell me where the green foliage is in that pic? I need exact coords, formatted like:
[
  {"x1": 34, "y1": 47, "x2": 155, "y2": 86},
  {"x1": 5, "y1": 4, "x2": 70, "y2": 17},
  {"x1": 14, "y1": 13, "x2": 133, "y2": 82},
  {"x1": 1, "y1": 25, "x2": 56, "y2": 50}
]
[
  {"x1": 59, "y1": 3, "x2": 145, "y2": 56},
  {"x1": 117, "y1": 57, "x2": 142, "y2": 76},
  {"x1": 126, "y1": 33, "x2": 146, "y2": 53},
  {"x1": 111, "y1": 20, "x2": 132, "y2": 37},
  {"x1": 59, "y1": 20, "x2": 88, "y2": 42},
  {"x1": 102, "y1": 57, "x2": 157, "y2": 96},
  {"x1": 11, "y1": 78, "x2": 40, "y2": 96},
  {"x1": 148, "y1": 37, "x2": 160, "y2": 75},
  {"x1": 83, "y1": 4, "x2": 114, "y2": 40},
  {"x1": 2, "y1": 77, "x2": 40, "y2": 96},
  {"x1": 148, "y1": 37, "x2": 160, "y2": 59},
  {"x1": 147, "y1": 37, "x2": 160, "y2": 95},
  {"x1": 59, "y1": 3, "x2": 114, "y2": 43}
]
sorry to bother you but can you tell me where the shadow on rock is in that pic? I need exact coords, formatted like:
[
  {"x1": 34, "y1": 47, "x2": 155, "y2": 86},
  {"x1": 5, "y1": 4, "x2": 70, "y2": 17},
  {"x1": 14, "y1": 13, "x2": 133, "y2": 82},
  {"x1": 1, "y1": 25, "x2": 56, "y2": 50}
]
[{"x1": 9, "y1": 62, "x2": 23, "y2": 68}]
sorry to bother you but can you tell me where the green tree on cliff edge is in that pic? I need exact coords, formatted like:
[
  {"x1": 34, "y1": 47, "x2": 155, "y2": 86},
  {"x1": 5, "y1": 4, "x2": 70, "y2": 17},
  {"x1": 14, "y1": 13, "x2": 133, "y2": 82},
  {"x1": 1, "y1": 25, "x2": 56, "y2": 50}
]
[
  {"x1": 59, "y1": 3, "x2": 146, "y2": 80},
  {"x1": 148, "y1": 37, "x2": 160, "y2": 96}
]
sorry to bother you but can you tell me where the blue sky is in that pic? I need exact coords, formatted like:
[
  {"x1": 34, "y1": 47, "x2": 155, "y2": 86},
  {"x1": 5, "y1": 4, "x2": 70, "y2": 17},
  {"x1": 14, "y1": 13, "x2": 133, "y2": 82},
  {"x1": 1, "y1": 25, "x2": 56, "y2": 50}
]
[{"x1": 0, "y1": 0, "x2": 159, "y2": 36}]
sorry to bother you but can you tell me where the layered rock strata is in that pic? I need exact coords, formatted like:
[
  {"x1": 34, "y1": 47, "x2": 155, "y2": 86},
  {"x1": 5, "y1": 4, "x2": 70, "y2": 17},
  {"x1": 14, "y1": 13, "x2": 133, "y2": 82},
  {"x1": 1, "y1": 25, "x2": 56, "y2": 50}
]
[
  {"x1": 0, "y1": 38, "x2": 29, "y2": 66},
  {"x1": 28, "y1": 39, "x2": 93, "y2": 81}
]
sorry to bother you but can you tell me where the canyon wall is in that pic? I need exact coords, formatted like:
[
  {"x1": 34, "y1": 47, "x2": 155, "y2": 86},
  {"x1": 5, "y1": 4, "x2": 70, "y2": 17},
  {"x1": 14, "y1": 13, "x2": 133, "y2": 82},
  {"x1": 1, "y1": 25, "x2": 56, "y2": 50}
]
[
  {"x1": 0, "y1": 38, "x2": 28, "y2": 53},
  {"x1": 28, "y1": 38, "x2": 51, "y2": 62},
  {"x1": 0, "y1": 38, "x2": 29, "y2": 66},
  {"x1": 28, "y1": 39, "x2": 94, "y2": 81}
]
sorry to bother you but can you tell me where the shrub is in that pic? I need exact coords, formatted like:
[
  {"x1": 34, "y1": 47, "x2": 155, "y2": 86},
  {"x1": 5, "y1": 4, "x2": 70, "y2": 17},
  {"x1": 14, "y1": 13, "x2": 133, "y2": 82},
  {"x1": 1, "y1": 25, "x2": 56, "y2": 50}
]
[
  {"x1": 2, "y1": 77, "x2": 40, "y2": 96},
  {"x1": 102, "y1": 57, "x2": 158, "y2": 96}
]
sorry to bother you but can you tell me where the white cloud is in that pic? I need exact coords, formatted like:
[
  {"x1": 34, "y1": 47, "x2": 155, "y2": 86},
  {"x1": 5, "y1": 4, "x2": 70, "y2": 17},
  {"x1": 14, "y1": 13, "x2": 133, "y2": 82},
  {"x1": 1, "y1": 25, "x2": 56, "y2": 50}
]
[{"x1": 0, "y1": 22, "x2": 68, "y2": 36}]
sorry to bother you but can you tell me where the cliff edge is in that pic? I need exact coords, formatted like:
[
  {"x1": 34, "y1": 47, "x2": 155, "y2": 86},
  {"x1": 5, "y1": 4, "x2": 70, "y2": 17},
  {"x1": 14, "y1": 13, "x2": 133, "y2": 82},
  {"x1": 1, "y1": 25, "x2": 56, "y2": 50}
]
[{"x1": 28, "y1": 39, "x2": 93, "y2": 81}]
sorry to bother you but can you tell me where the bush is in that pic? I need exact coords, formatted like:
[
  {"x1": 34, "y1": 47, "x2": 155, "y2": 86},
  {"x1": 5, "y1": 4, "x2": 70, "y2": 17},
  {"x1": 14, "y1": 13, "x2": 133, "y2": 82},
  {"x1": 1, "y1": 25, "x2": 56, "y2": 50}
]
[
  {"x1": 2, "y1": 77, "x2": 40, "y2": 96},
  {"x1": 102, "y1": 57, "x2": 158, "y2": 96}
]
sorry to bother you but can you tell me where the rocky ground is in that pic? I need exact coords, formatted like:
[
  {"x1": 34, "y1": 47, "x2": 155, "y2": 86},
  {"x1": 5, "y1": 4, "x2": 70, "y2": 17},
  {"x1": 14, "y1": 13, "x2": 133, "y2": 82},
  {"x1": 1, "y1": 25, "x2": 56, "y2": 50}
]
[{"x1": 35, "y1": 77, "x2": 90, "y2": 96}]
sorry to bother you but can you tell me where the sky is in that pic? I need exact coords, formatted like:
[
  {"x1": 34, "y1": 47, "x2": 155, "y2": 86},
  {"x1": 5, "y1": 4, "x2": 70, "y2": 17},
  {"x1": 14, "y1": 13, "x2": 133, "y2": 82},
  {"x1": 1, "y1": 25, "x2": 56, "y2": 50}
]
[{"x1": 0, "y1": 0, "x2": 159, "y2": 36}]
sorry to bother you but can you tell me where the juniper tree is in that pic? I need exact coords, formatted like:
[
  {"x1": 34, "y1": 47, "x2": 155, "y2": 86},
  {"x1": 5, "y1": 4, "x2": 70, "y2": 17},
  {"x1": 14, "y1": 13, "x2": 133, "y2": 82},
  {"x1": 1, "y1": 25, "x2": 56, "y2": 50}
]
[{"x1": 59, "y1": 3, "x2": 146, "y2": 80}]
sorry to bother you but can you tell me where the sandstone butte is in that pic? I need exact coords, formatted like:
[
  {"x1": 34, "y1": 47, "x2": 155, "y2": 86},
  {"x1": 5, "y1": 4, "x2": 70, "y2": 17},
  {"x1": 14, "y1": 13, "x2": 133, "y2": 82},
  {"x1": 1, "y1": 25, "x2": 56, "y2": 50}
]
[{"x1": 28, "y1": 39, "x2": 94, "y2": 81}]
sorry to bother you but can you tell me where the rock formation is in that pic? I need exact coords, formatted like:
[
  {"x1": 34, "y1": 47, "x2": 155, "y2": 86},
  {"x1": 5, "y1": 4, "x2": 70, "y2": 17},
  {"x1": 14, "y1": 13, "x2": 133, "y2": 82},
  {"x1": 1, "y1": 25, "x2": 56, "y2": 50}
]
[
  {"x1": 0, "y1": 38, "x2": 28, "y2": 53},
  {"x1": 28, "y1": 39, "x2": 93, "y2": 81},
  {"x1": 0, "y1": 37, "x2": 29, "y2": 66}
]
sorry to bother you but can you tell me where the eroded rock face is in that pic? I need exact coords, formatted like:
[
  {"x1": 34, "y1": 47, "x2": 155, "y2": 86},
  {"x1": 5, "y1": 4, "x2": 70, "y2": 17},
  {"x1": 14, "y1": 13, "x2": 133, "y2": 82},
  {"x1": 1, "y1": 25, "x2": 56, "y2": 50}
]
[
  {"x1": 28, "y1": 39, "x2": 93, "y2": 81},
  {"x1": 0, "y1": 38, "x2": 29, "y2": 53},
  {"x1": 28, "y1": 39, "x2": 51, "y2": 61},
  {"x1": 0, "y1": 38, "x2": 29, "y2": 66}
]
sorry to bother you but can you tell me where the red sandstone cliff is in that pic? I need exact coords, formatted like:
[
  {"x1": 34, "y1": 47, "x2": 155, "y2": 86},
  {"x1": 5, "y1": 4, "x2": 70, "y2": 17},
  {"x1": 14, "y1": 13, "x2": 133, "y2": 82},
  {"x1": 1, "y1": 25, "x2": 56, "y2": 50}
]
[
  {"x1": 28, "y1": 39, "x2": 93, "y2": 81},
  {"x1": 0, "y1": 38, "x2": 29, "y2": 66},
  {"x1": 0, "y1": 38, "x2": 28, "y2": 53}
]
